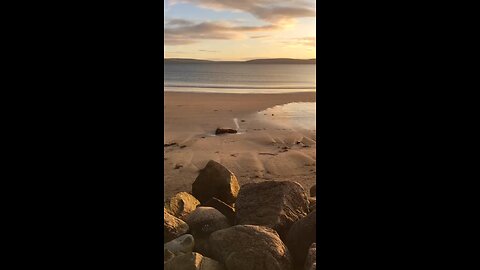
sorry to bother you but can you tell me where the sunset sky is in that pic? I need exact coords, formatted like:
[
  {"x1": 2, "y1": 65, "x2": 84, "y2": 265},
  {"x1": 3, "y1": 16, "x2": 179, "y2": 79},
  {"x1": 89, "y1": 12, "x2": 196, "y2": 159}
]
[{"x1": 164, "y1": 0, "x2": 316, "y2": 60}]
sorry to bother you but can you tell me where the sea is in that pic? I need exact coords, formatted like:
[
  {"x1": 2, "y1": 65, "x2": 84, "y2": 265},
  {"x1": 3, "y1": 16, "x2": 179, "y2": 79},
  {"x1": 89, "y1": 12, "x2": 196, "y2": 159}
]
[
  {"x1": 164, "y1": 63, "x2": 316, "y2": 94},
  {"x1": 164, "y1": 62, "x2": 316, "y2": 130}
]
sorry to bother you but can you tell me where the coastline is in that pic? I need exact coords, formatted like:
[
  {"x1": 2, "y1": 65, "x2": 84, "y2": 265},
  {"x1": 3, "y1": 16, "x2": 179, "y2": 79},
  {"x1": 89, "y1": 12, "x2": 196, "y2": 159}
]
[
  {"x1": 164, "y1": 90, "x2": 316, "y2": 199},
  {"x1": 164, "y1": 87, "x2": 316, "y2": 94}
]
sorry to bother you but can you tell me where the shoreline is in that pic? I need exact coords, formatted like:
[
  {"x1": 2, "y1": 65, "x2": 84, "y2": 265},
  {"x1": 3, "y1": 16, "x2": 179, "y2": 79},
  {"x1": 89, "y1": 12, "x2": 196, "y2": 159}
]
[
  {"x1": 164, "y1": 88, "x2": 316, "y2": 94},
  {"x1": 164, "y1": 91, "x2": 316, "y2": 199}
]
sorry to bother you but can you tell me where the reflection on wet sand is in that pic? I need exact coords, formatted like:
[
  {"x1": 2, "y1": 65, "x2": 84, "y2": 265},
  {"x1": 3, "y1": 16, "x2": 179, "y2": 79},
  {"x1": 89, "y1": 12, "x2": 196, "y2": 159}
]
[{"x1": 254, "y1": 102, "x2": 316, "y2": 130}]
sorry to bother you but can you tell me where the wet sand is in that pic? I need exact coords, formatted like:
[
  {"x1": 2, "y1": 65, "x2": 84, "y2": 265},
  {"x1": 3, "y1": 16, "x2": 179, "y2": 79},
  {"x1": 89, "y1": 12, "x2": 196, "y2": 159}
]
[{"x1": 164, "y1": 91, "x2": 316, "y2": 200}]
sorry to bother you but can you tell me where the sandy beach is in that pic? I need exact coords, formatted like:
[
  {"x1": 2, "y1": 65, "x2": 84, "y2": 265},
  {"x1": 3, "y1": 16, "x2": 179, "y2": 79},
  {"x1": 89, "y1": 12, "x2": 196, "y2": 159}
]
[{"x1": 164, "y1": 91, "x2": 316, "y2": 200}]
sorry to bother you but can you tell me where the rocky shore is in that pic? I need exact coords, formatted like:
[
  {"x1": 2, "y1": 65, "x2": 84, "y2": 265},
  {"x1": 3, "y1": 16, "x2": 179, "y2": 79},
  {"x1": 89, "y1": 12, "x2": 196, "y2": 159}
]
[{"x1": 164, "y1": 160, "x2": 317, "y2": 270}]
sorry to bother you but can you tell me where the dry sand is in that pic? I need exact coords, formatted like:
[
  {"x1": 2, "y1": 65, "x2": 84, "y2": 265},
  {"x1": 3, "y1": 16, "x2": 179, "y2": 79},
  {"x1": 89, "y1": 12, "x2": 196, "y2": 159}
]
[{"x1": 164, "y1": 91, "x2": 316, "y2": 200}]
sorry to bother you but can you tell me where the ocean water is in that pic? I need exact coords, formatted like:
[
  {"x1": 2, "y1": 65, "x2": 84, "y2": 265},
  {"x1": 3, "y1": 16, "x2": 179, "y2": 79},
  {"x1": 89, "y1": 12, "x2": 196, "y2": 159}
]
[
  {"x1": 256, "y1": 102, "x2": 316, "y2": 130},
  {"x1": 164, "y1": 63, "x2": 316, "y2": 93}
]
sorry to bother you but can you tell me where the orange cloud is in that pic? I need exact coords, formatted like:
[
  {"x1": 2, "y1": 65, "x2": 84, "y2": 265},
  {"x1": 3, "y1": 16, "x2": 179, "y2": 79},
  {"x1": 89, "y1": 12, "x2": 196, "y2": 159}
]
[{"x1": 165, "y1": 20, "x2": 278, "y2": 45}]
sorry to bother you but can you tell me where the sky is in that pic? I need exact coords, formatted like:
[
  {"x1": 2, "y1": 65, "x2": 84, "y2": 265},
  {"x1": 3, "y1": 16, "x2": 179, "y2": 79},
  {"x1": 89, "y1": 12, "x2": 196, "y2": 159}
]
[{"x1": 164, "y1": 0, "x2": 316, "y2": 60}]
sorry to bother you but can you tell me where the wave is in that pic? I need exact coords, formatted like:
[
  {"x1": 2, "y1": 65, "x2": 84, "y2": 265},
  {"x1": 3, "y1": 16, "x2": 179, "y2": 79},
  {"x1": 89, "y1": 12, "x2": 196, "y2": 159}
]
[{"x1": 164, "y1": 84, "x2": 316, "y2": 90}]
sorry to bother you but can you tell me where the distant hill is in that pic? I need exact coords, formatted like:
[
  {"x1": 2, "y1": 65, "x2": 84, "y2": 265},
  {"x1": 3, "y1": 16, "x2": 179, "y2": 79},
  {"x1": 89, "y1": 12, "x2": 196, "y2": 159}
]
[
  {"x1": 164, "y1": 58, "x2": 315, "y2": 64},
  {"x1": 244, "y1": 58, "x2": 316, "y2": 64}
]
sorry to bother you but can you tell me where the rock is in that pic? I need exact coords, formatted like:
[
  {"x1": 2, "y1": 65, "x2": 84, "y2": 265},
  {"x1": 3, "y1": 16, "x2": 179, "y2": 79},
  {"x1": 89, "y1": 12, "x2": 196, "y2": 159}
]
[
  {"x1": 164, "y1": 252, "x2": 225, "y2": 270},
  {"x1": 224, "y1": 250, "x2": 283, "y2": 270},
  {"x1": 308, "y1": 197, "x2": 316, "y2": 212},
  {"x1": 310, "y1": 184, "x2": 316, "y2": 197},
  {"x1": 208, "y1": 225, "x2": 293, "y2": 270},
  {"x1": 164, "y1": 249, "x2": 175, "y2": 264},
  {"x1": 186, "y1": 207, "x2": 230, "y2": 236},
  {"x1": 215, "y1": 128, "x2": 237, "y2": 135},
  {"x1": 165, "y1": 192, "x2": 201, "y2": 220},
  {"x1": 304, "y1": 243, "x2": 316, "y2": 270},
  {"x1": 164, "y1": 234, "x2": 195, "y2": 256},
  {"x1": 200, "y1": 256, "x2": 225, "y2": 270},
  {"x1": 185, "y1": 207, "x2": 230, "y2": 256},
  {"x1": 235, "y1": 181, "x2": 309, "y2": 239},
  {"x1": 203, "y1": 197, "x2": 235, "y2": 225},
  {"x1": 286, "y1": 210, "x2": 316, "y2": 267},
  {"x1": 164, "y1": 142, "x2": 178, "y2": 147},
  {"x1": 192, "y1": 160, "x2": 240, "y2": 206},
  {"x1": 164, "y1": 208, "x2": 189, "y2": 243}
]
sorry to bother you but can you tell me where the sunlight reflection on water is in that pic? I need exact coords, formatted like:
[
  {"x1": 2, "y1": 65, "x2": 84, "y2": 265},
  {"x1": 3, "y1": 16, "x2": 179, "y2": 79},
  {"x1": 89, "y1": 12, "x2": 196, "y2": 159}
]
[{"x1": 256, "y1": 102, "x2": 316, "y2": 130}]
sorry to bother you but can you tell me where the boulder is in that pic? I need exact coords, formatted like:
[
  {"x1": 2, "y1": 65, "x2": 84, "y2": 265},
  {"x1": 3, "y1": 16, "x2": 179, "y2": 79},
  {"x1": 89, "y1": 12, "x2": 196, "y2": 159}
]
[
  {"x1": 235, "y1": 181, "x2": 309, "y2": 239},
  {"x1": 164, "y1": 208, "x2": 189, "y2": 243},
  {"x1": 164, "y1": 234, "x2": 195, "y2": 256},
  {"x1": 304, "y1": 243, "x2": 316, "y2": 270},
  {"x1": 185, "y1": 207, "x2": 230, "y2": 256},
  {"x1": 164, "y1": 249, "x2": 175, "y2": 264},
  {"x1": 164, "y1": 252, "x2": 225, "y2": 270},
  {"x1": 192, "y1": 160, "x2": 240, "y2": 206},
  {"x1": 286, "y1": 210, "x2": 316, "y2": 267},
  {"x1": 186, "y1": 207, "x2": 231, "y2": 236},
  {"x1": 308, "y1": 197, "x2": 316, "y2": 212},
  {"x1": 203, "y1": 197, "x2": 235, "y2": 225},
  {"x1": 310, "y1": 185, "x2": 316, "y2": 197},
  {"x1": 165, "y1": 192, "x2": 201, "y2": 220},
  {"x1": 208, "y1": 225, "x2": 293, "y2": 270},
  {"x1": 215, "y1": 128, "x2": 237, "y2": 135}
]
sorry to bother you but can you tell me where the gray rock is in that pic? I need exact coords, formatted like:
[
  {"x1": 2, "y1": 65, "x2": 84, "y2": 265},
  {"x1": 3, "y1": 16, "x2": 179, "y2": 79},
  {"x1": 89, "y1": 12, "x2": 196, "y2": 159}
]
[
  {"x1": 235, "y1": 181, "x2": 309, "y2": 239},
  {"x1": 164, "y1": 252, "x2": 225, "y2": 270},
  {"x1": 165, "y1": 192, "x2": 201, "y2": 220},
  {"x1": 186, "y1": 207, "x2": 231, "y2": 237},
  {"x1": 208, "y1": 225, "x2": 293, "y2": 270},
  {"x1": 185, "y1": 207, "x2": 230, "y2": 256},
  {"x1": 164, "y1": 208, "x2": 189, "y2": 243},
  {"x1": 164, "y1": 234, "x2": 195, "y2": 256},
  {"x1": 192, "y1": 160, "x2": 240, "y2": 206},
  {"x1": 203, "y1": 197, "x2": 235, "y2": 225},
  {"x1": 286, "y1": 210, "x2": 316, "y2": 267},
  {"x1": 304, "y1": 243, "x2": 316, "y2": 270}
]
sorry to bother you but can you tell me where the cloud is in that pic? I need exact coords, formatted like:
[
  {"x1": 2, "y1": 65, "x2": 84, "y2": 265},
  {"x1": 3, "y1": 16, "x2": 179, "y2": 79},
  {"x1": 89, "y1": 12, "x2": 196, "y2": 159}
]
[
  {"x1": 165, "y1": 18, "x2": 195, "y2": 26},
  {"x1": 164, "y1": 38, "x2": 197, "y2": 45},
  {"x1": 164, "y1": 19, "x2": 278, "y2": 45},
  {"x1": 250, "y1": 35, "x2": 270, "y2": 39},
  {"x1": 170, "y1": 0, "x2": 315, "y2": 23},
  {"x1": 296, "y1": 37, "x2": 315, "y2": 47},
  {"x1": 166, "y1": 51, "x2": 188, "y2": 54},
  {"x1": 164, "y1": 1, "x2": 315, "y2": 46},
  {"x1": 281, "y1": 37, "x2": 316, "y2": 47},
  {"x1": 198, "y1": 49, "x2": 218, "y2": 52}
]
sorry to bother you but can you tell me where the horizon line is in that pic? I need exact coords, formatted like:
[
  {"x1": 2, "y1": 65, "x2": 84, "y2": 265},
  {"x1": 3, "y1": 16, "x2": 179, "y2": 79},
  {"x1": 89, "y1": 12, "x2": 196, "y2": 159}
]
[{"x1": 164, "y1": 57, "x2": 316, "y2": 61}]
